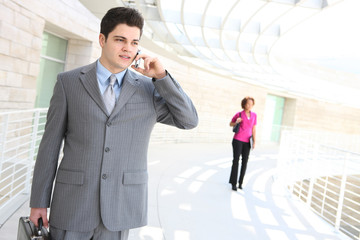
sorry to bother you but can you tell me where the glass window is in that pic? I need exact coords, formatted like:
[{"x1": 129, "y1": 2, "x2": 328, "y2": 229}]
[{"x1": 35, "y1": 32, "x2": 67, "y2": 108}]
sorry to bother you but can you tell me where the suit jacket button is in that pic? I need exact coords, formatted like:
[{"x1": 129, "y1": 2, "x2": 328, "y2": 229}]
[
  {"x1": 102, "y1": 174, "x2": 107, "y2": 179},
  {"x1": 105, "y1": 147, "x2": 110, "y2": 152}
]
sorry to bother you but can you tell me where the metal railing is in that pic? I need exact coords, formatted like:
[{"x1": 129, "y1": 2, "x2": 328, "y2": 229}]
[
  {"x1": 0, "y1": 108, "x2": 232, "y2": 227},
  {"x1": 278, "y1": 128, "x2": 360, "y2": 240},
  {"x1": 0, "y1": 108, "x2": 47, "y2": 227}
]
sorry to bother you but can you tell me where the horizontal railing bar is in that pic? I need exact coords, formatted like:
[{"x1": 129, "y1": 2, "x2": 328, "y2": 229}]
[
  {"x1": 0, "y1": 169, "x2": 31, "y2": 193},
  {"x1": 0, "y1": 190, "x2": 29, "y2": 212},
  {"x1": 0, "y1": 108, "x2": 48, "y2": 116},
  {"x1": 3, "y1": 142, "x2": 32, "y2": 154},
  {"x1": 319, "y1": 144, "x2": 360, "y2": 155},
  {"x1": 2, "y1": 149, "x2": 32, "y2": 163},
  {"x1": 0, "y1": 164, "x2": 32, "y2": 190},
  {"x1": 342, "y1": 206, "x2": 360, "y2": 217},
  {"x1": 3, "y1": 132, "x2": 33, "y2": 143},
  {"x1": 0, "y1": 183, "x2": 30, "y2": 201},
  {"x1": 4, "y1": 125, "x2": 34, "y2": 135},
  {"x1": 341, "y1": 212, "x2": 360, "y2": 224},
  {"x1": 338, "y1": 228, "x2": 357, "y2": 240},
  {"x1": 343, "y1": 196, "x2": 360, "y2": 206},
  {"x1": 339, "y1": 220, "x2": 360, "y2": 232}
]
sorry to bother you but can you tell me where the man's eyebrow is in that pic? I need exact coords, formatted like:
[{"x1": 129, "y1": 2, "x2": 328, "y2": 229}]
[{"x1": 113, "y1": 35, "x2": 139, "y2": 41}]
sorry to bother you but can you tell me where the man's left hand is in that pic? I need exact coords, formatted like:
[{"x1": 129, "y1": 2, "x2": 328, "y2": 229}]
[{"x1": 131, "y1": 53, "x2": 166, "y2": 79}]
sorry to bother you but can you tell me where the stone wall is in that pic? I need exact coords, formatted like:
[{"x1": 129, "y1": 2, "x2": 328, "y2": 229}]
[{"x1": 0, "y1": 0, "x2": 100, "y2": 111}]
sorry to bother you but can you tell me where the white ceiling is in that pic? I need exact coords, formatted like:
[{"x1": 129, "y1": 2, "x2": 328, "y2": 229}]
[{"x1": 79, "y1": 0, "x2": 360, "y2": 108}]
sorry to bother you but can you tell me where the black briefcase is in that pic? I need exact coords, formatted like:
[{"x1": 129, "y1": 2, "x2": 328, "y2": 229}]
[{"x1": 17, "y1": 217, "x2": 51, "y2": 240}]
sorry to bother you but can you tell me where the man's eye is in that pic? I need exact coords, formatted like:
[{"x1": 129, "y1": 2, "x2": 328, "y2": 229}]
[
  {"x1": 132, "y1": 42, "x2": 139, "y2": 46},
  {"x1": 116, "y1": 39, "x2": 124, "y2": 42}
]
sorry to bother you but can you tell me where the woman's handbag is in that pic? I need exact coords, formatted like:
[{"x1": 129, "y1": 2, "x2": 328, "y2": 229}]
[
  {"x1": 232, "y1": 123, "x2": 240, "y2": 133},
  {"x1": 232, "y1": 111, "x2": 242, "y2": 133}
]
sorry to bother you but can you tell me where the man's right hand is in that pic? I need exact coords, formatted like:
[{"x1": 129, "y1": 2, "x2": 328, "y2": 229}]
[{"x1": 30, "y1": 208, "x2": 48, "y2": 228}]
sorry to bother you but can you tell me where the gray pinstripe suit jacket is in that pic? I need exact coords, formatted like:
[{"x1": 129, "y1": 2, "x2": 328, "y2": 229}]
[{"x1": 30, "y1": 62, "x2": 198, "y2": 232}]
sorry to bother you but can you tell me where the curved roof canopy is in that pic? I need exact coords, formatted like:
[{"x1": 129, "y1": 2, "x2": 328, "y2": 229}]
[{"x1": 80, "y1": 0, "x2": 360, "y2": 108}]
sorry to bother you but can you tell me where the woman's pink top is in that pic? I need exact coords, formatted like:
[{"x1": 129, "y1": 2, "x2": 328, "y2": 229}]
[{"x1": 231, "y1": 111, "x2": 257, "y2": 142}]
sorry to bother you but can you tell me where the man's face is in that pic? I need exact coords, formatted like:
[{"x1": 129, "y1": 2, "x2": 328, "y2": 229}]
[{"x1": 99, "y1": 23, "x2": 140, "y2": 73}]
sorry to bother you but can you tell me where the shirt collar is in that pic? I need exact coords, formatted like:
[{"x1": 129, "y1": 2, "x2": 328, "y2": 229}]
[{"x1": 96, "y1": 60, "x2": 127, "y2": 88}]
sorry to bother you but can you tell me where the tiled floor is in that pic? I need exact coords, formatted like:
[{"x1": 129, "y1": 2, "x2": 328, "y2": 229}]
[{"x1": 0, "y1": 143, "x2": 350, "y2": 240}]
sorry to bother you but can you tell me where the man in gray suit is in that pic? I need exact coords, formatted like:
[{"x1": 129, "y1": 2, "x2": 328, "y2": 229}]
[{"x1": 29, "y1": 7, "x2": 198, "y2": 240}]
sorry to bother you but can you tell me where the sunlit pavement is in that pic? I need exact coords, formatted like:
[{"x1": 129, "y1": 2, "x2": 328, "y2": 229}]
[
  {"x1": 0, "y1": 143, "x2": 350, "y2": 240},
  {"x1": 128, "y1": 142, "x2": 350, "y2": 240}
]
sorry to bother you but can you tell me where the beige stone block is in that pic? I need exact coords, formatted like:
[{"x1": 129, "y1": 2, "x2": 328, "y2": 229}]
[
  {"x1": 0, "y1": 38, "x2": 10, "y2": 55},
  {"x1": 3, "y1": 0, "x2": 20, "y2": 12},
  {"x1": 0, "y1": 101, "x2": 34, "y2": 111},
  {"x1": 9, "y1": 88, "x2": 27, "y2": 102},
  {"x1": 13, "y1": 58, "x2": 29, "y2": 75},
  {"x1": 65, "y1": 54, "x2": 75, "y2": 65},
  {"x1": 44, "y1": 10, "x2": 61, "y2": 28},
  {"x1": 16, "y1": 29, "x2": 33, "y2": 48},
  {"x1": 75, "y1": 55, "x2": 91, "y2": 66},
  {"x1": 0, "y1": 21, "x2": 18, "y2": 40},
  {"x1": 0, "y1": 87, "x2": 10, "y2": 101},
  {"x1": 27, "y1": 48, "x2": 41, "y2": 63},
  {"x1": 67, "y1": 44, "x2": 92, "y2": 56},
  {"x1": 23, "y1": 89, "x2": 36, "y2": 102},
  {"x1": 0, "y1": 70, "x2": 7, "y2": 86},
  {"x1": 69, "y1": 39, "x2": 92, "y2": 47},
  {"x1": 14, "y1": 11, "x2": 30, "y2": 33},
  {"x1": 21, "y1": 75, "x2": 37, "y2": 89},
  {"x1": 16, "y1": 0, "x2": 45, "y2": 20},
  {"x1": 31, "y1": 36, "x2": 42, "y2": 51},
  {"x1": 0, "y1": 55, "x2": 14, "y2": 71},
  {"x1": 28, "y1": 63, "x2": 40, "y2": 77},
  {"x1": 29, "y1": 17, "x2": 45, "y2": 38},
  {"x1": 6, "y1": 71, "x2": 22, "y2": 87},
  {"x1": 81, "y1": 28, "x2": 99, "y2": 42},
  {"x1": 0, "y1": 4, "x2": 14, "y2": 24},
  {"x1": 10, "y1": 41, "x2": 27, "y2": 59}
]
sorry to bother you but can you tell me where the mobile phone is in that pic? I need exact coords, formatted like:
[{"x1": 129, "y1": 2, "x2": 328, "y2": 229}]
[{"x1": 134, "y1": 50, "x2": 141, "y2": 68}]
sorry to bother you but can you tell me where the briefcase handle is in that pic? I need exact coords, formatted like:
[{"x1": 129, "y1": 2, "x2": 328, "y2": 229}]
[{"x1": 37, "y1": 218, "x2": 43, "y2": 236}]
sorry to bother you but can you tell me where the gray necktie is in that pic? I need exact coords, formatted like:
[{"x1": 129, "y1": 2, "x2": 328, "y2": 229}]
[{"x1": 103, "y1": 74, "x2": 116, "y2": 114}]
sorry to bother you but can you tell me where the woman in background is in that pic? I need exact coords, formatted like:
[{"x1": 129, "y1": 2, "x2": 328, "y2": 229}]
[{"x1": 229, "y1": 97, "x2": 257, "y2": 191}]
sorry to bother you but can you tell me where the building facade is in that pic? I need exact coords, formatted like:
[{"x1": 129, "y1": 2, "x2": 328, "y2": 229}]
[{"x1": 1, "y1": 0, "x2": 360, "y2": 143}]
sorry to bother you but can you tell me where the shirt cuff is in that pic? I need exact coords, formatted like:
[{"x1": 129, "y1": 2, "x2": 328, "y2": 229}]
[{"x1": 152, "y1": 70, "x2": 168, "y2": 82}]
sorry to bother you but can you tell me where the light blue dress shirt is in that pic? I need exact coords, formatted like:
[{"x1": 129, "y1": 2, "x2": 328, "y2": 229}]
[{"x1": 96, "y1": 60, "x2": 126, "y2": 101}]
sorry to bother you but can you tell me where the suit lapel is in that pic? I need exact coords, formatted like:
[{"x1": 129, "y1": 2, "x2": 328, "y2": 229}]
[
  {"x1": 109, "y1": 70, "x2": 140, "y2": 120},
  {"x1": 79, "y1": 62, "x2": 109, "y2": 116}
]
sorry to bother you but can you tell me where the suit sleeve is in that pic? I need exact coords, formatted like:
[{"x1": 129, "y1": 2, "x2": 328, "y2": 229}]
[
  {"x1": 30, "y1": 74, "x2": 68, "y2": 208},
  {"x1": 152, "y1": 72, "x2": 198, "y2": 129}
]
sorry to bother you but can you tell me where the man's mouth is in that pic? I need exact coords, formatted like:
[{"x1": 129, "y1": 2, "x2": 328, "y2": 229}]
[{"x1": 120, "y1": 55, "x2": 131, "y2": 59}]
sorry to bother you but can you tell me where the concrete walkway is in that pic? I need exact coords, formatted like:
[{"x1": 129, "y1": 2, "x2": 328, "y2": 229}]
[{"x1": 0, "y1": 143, "x2": 350, "y2": 240}]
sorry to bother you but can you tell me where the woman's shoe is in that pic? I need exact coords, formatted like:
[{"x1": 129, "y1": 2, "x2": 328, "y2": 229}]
[
  {"x1": 232, "y1": 185, "x2": 237, "y2": 191},
  {"x1": 238, "y1": 185, "x2": 243, "y2": 190}
]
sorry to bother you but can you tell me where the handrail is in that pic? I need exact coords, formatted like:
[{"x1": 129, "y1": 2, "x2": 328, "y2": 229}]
[
  {"x1": 278, "y1": 128, "x2": 360, "y2": 240},
  {"x1": 0, "y1": 108, "x2": 48, "y2": 227}
]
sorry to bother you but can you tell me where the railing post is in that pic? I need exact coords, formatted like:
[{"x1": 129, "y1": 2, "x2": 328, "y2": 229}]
[
  {"x1": 0, "y1": 114, "x2": 9, "y2": 172},
  {"x1": 334, "y1": 152, "x2": 349, "y2": 231},
  {"x1": 25, "y1": 110, "x2": 40, "y2": 194},
  {"x1": 306, "y1": 143, "x2": 318, "y2": 207}
]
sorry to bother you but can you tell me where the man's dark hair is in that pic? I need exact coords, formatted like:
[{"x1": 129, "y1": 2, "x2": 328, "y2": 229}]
[
  {"x1": 241, "y1": 97, "x2": 255, "y2": 109},
  {"x1": 101, "y1": 7, "x2": 144, "y2": 40}
]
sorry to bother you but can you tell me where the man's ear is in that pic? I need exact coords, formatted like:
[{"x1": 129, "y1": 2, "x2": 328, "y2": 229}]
[{"x1": 99, "y1": 33, "x2": 106, "y2": 47}]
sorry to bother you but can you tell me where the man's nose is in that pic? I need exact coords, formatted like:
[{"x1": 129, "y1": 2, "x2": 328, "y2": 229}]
[{"x1": 122, "y1": 43, "x2": 132, "y2": 52}]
